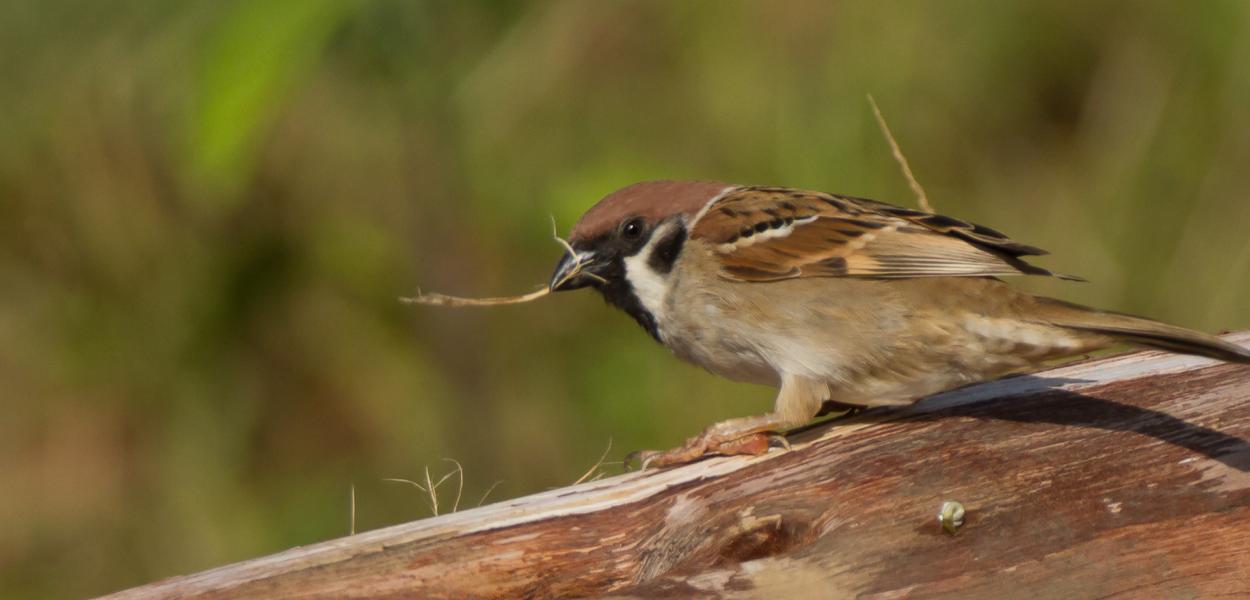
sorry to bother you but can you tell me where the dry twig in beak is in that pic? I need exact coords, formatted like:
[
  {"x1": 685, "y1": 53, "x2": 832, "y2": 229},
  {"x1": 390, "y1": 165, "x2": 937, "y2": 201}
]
[
  {"x1": 402, "y1": 219, "x2": 598, "y2": 307},
  {"x1": 401, "y1": 287, "x2": 551, "y2": 307}
]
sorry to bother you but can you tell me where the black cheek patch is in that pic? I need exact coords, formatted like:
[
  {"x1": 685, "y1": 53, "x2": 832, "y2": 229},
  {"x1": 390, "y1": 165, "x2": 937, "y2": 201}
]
[
  {"x1": 598, "y1": 277, "x2": 661, "y2": 342},
  {"x1": 647, "y1": 226, "x2": 687, "y2": 275}
]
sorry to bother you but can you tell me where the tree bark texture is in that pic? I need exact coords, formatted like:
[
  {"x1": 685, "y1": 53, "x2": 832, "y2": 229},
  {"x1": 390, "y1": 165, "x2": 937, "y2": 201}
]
[{"x1": 103, "y1": 332, "x2": 1250, "y2": 599}]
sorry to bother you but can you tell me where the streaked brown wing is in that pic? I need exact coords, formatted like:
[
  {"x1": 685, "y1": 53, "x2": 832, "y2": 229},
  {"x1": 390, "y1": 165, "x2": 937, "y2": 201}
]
[{"x1": 689, "y1": 187, "x2": 1074, "y2": 283}]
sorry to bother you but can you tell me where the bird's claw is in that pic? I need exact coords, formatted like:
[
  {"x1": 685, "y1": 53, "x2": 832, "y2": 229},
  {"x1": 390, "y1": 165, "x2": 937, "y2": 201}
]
[
  {"x1": 767, "y1": 432, "x2": 792, "y2": 452},
  {"x1": 624, "y1": 431, "x2": 787, "y2": 470},
  {"x1": 623, "y1": 449, "x2": 657, "y2": 471}
]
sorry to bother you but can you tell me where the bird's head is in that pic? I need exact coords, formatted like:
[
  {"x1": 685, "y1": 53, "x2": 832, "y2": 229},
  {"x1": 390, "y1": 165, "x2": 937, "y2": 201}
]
[{"x1": 548, "y1": 180, "x2": 732, "y2": 338}]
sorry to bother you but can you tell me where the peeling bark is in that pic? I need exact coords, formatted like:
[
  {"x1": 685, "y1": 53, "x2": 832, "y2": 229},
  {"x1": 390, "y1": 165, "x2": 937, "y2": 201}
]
[{"x1": 103, "y1": 332, "x2": 1250, "y2": 599}]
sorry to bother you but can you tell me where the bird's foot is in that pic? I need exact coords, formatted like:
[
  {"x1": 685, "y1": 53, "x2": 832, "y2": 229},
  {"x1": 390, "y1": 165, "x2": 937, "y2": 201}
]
[{"x1": 626, "y1": 430, "x2": 785, "y2": 470}]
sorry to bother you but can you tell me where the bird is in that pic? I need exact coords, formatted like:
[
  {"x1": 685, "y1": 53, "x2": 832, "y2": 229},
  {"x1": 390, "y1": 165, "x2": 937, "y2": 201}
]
[{"x1": 547, "y1": 180, "x2": 1250, "y2": 468}]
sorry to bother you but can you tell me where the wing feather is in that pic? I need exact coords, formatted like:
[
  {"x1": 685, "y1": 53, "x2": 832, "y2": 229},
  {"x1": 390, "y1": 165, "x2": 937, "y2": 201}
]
[{"x1": 690, "y1": 187, "x2": 1078, "y2": 283}]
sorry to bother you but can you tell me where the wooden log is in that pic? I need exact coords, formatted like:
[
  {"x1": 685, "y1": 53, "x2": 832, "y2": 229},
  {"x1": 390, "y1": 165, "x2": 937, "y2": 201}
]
[{"x1": 103, "y1": 332, "x2": 1250, "y2": 599}]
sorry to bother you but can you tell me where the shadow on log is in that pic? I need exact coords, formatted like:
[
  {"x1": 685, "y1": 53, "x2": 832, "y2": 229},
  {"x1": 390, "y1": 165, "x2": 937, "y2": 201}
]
[{"x1": 104, "y1": 332, "x2": 1250, "y2": 599}]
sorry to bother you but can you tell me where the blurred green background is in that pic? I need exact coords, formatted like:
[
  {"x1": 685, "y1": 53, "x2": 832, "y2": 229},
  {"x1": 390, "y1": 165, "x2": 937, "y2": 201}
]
[{"x1": 2, "y1": 1, "x2": 1249, "y2": 597}]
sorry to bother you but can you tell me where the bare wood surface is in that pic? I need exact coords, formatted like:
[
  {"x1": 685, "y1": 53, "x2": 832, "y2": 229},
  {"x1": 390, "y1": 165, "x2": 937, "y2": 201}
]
[{"x1": 104, "y1": 332, "x2": 1250, "y2": 599}]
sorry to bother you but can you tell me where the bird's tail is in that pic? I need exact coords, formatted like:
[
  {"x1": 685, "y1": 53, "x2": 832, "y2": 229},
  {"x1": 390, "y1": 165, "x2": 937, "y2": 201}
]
[{"x1": 1032, "y1": 297, "x2": 1250, "y2": 364}]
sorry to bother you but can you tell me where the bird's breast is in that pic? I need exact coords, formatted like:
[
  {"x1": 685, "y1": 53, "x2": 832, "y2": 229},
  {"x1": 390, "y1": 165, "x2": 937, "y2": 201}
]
[{"x1": 658, "y1": 298, "x2": 783, "y2": 387}]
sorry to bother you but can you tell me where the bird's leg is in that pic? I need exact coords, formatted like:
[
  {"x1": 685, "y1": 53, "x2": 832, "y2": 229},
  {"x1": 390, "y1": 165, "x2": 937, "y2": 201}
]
[{"x1": 628, "y1": 376, "x2": 825, "y2": 469}]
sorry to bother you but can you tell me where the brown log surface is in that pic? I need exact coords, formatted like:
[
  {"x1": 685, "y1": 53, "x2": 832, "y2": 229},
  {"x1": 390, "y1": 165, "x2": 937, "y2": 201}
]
[{"x1": 104, "y1": 332, "x2": 1250, "y2": 599}]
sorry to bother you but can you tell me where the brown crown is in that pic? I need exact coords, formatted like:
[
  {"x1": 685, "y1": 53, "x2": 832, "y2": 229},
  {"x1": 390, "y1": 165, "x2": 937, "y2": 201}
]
[{"x1": 569, "y1": 180, "x2": 732, "y2": 242}]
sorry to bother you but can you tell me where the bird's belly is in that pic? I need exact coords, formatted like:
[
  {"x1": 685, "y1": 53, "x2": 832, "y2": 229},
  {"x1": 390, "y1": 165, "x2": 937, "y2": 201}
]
[
  {"x1": 825, "y1": 318, "x2": 1093, "y2": 406},
  {"x1": 655, "y1": 273, "x2": 1099, "y2": 407},
  {"x1": 658, "y1": 307, "x2": 1087, "y2": 407},
  {"x1": 826, "y1": 368, "x2": 991, "y2": 406}
]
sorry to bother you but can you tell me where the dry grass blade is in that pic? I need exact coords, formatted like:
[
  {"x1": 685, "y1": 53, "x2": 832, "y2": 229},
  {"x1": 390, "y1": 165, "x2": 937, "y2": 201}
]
[
  {"x1": 384, "y1": 459, "x2": 468, "y2": 517},
  {"x1": 573, "y1": 438, "x2": 613, "y2": 485},
  {"x1": 382, "y1": 477, "x2": 434, "y2": 514},
  {"x1": 868, "y1": 93, "x2": 934, "y2": 213},
  {"x1": 401, "y1": 287, "x2": 551, "y2": 307},
  {"x1": 424, "y1": 466, "x2": 439, "y2": 516},
  {"x1": 401, "y1": 218, "x2": 601, "y2": 308},
  {"x1": 349, "y1": 484, "x2": 356, "y2": 536},
  {"x1": 590, "y1": 462, "x2": 621, "y2": 482},
  {"x1": 477, "y1": 480, "x2": 504, "y2": 508},
  {"x1": 442, "y1": 458, "x2": 464, "y2": 514}
]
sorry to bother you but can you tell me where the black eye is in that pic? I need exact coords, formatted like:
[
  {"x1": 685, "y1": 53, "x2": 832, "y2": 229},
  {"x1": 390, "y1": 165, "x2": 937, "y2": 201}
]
[{"x1": 620, "y1": 218, "x2": 645, "y2": 240}]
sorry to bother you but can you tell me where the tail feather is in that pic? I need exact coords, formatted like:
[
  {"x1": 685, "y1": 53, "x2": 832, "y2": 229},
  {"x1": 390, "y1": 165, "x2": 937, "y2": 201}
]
[{"x1": 1033, "y1": 297, "x2": 1250, "y2": 364}]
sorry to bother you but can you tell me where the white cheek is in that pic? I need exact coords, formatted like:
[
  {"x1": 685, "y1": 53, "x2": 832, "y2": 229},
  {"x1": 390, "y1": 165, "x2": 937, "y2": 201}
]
[
  {"x1": 621, "y1": 222, "x2": 681, "y2": 327},
  {"x1": 623, "y1": 252, "x2": 671, "y2": 323}
]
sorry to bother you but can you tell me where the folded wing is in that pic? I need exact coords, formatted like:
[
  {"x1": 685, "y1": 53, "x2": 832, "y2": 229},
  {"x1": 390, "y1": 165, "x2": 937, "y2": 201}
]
[{"x1": 690, "y1": 187, "x2": 1078, "y2": 283}]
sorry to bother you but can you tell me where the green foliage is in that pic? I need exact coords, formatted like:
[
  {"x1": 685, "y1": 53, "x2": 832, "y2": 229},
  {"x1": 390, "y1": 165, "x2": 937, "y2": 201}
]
[
  {"x1": 0, "y1": 1, "x2": 1248, "y2": 598},
  {"x1": 187, "y1": 0, "x2": 360, "y2": 207}
]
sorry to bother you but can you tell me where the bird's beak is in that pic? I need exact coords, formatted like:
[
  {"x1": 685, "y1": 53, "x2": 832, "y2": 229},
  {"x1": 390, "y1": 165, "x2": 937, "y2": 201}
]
[{"x1": 549, "y1": 250, "x2": 602, "y2": 292}]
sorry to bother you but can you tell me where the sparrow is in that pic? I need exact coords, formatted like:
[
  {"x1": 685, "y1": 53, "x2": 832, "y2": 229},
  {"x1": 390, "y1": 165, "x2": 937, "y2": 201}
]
[{"x1": 548, "y1": 180, "x2": 1250, "y2": 468}]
